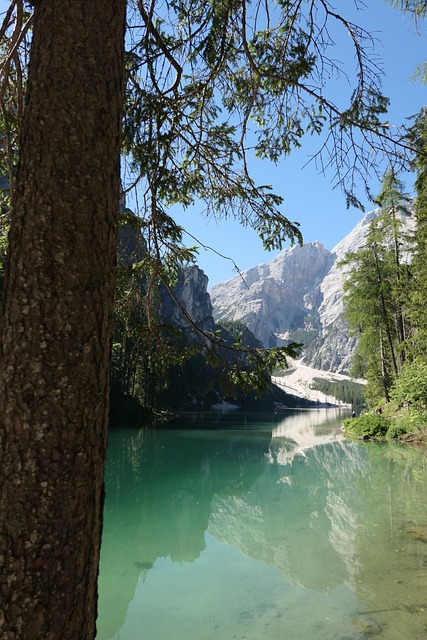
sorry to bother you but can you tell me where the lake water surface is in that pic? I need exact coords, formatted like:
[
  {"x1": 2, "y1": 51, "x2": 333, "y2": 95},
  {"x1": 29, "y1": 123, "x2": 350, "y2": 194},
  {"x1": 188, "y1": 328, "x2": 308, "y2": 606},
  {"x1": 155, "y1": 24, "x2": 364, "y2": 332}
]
[{"x1": 97, "y1": 409, "x2": 427, "y2": 640}]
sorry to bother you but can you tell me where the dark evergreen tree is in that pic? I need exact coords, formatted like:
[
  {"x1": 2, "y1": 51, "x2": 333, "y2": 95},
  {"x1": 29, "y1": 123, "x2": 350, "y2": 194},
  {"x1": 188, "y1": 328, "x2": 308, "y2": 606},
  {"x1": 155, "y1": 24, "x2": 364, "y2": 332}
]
[
  {"x1": 374, "y1": 167, "x2": 412, "y2": 360},
  {"x1": 406, "y1": 108, "x2": 427, "y2": 358},
  {"x1": 341, "y1": 225, "x2": 400, "y2": 403}
]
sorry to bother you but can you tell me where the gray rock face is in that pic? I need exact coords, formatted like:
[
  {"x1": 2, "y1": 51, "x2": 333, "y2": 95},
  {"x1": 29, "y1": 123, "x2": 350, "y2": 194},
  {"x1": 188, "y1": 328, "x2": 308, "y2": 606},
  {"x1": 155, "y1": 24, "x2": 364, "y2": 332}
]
[
  {"x1": 211, "y1": 241, "x2": 333, "y2": 349},
  {"x1": 162, "y1": 265, "x2": 215, "y2": 334},
  {"x1": 210, "y1": 209, "x2": 411, "y2": 373}
]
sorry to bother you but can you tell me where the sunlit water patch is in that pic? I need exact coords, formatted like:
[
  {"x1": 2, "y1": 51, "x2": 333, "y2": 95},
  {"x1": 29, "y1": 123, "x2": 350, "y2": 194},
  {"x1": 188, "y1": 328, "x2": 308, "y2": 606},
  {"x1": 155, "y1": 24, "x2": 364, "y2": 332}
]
[{"x1": 97, "y1": 409, "x2": 427, "y2": 640}]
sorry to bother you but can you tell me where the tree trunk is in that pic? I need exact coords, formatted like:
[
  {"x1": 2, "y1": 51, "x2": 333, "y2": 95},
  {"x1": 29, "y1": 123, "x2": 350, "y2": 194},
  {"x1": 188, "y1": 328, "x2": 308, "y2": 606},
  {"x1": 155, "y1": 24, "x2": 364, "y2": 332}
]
[
  {"x1": 379, "y1": 327, "x2": 391, "y2": 403},
  {"x1": 372, "y1": 244, "x2": 399, "y2": 377},
  {"x1": 0, "y1": 2, "x2": 126, "y2": 639}
]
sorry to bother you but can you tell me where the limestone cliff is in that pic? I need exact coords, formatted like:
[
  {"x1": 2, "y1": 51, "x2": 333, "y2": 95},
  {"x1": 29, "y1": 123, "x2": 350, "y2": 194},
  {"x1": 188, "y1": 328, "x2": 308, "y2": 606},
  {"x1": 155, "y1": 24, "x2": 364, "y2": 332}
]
[
  {"x1": 210, "y1": 209, "x2": 413, "y2": 374},
  {"x1": 211, "y1": 241, "x2": 333, "y2": 349}
]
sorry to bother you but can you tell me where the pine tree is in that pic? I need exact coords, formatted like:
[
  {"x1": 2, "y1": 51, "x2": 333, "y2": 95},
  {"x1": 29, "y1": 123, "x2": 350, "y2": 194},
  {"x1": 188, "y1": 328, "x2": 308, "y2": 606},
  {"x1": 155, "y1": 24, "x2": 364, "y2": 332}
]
[
  {"x1": 374, "y1": 167, "x2": 412, "y2": 360},
  {"x1": 342, "y1": 166, "x2": 414, "y2": 404},
  {"x1": 406, "y1": 108, "x2": 427, "y2": 358},
  {"x1": 341, "y1": 224, "x2": 400, "y2": 403}
]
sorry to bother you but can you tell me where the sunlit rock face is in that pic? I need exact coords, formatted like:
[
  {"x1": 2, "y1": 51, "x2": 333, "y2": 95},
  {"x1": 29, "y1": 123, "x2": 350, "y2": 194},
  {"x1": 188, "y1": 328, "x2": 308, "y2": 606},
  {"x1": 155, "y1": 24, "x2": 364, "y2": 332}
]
[
  {"x1": 211, "y1": 241, "x2": 333, "y2": 348},
  {"x1": 210, "y1": 209, "x2": 412, "y2": 373}
]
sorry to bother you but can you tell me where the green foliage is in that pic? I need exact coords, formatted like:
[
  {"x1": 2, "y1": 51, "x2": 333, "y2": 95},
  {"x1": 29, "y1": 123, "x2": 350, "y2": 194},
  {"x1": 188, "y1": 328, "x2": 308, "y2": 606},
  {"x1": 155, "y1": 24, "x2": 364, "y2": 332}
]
[
  {"x1": 374, "y1": 167, "x2": 412, "y2": 225},
  {"x1": 344, "y1": 406, "x2": 427, "y2": 441},
  {"x1": 343, "y1": 413, "x2": 390, "y2": 438},
  {"x1": 392, "y1": 409, "x2": 427, "y2": 434},
  {"x1": 341, "y1": 236, "x2": 397, "y2": 401},
  {"x1": 405, "y1": 109, "x2": 427, "y2": 358},
  {"x1": 0, "y1": 14, "x2": 31, "y2": 206},
  {"x1": 111, "y1": 218, "x2": 191, "y2": 411},
  {"x1": 340, "y1": 169, "x2": 413, "y2": 405},
  {"x1": 219, "y1": 320, "x2": 262, "y2": 348},
  {"x1": 390, "y1": 360, "x2": 427, "y2": 411},
  {"x1": 386, "y1": 422, "x2": 410, "y2": 439},
  {"x1": 206, "y1": 329, "x2": 302, "y2": 400}
]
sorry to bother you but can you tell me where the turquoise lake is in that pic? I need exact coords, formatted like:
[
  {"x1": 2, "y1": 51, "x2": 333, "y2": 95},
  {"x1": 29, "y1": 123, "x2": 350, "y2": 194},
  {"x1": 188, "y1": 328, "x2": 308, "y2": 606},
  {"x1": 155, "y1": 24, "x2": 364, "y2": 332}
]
[{"x1": 96, "y1": 409, "x2": 427, "y2": 640}]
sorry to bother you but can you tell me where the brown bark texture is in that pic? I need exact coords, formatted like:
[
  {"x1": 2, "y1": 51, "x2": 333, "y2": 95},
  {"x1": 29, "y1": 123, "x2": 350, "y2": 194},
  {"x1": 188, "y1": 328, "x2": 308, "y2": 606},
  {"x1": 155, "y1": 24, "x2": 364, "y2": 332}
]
[{"x1": 0, "y1": 1, "x2": 126, "y2": 638}]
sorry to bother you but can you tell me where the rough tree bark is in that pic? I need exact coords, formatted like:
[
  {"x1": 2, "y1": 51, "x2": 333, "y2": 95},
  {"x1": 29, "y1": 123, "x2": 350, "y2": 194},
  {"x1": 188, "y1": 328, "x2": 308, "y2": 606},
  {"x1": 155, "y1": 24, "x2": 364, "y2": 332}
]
[{"x1": 0, "y1": 2, "x2": 126, "y2": 638}]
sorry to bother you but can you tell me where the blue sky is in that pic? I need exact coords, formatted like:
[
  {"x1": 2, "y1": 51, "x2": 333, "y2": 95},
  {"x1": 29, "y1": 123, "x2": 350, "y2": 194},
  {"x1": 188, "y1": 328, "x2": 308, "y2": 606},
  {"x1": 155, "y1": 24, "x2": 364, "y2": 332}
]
[{"x1": 172, "y1": 1, "x2": 427, "y2": 287}]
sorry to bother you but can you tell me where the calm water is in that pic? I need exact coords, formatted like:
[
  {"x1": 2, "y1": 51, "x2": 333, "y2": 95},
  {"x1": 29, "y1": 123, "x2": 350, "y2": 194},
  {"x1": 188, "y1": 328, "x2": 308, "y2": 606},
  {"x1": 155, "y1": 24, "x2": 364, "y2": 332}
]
[{"x1": 97, "y1": 409, "x2": 427, "y2": 640}]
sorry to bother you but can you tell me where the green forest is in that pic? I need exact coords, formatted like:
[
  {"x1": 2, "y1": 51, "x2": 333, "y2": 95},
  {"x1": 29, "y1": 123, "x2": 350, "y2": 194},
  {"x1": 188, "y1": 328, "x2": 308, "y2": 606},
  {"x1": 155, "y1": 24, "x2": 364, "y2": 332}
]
[
  {"x1": 310, "y1": 377, "x2": 366, "y2": 413},
  {"x1": 341, "y1": 151, "x2": 427, "y2": 440}
]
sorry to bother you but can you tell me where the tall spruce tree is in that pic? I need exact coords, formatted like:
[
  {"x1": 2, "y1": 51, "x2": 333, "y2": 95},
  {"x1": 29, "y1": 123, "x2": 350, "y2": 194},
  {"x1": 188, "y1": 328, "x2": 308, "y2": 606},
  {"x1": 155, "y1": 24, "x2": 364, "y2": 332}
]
[
  {"x1": 374, "y1": 167, "x2": 412, "y2": 358},
  {"x1": 342, "y1": 168, "x2": 413, "y2": 404},
  {"x1": 406, "y1": 108, "x2": 427, "y2": 357},
  {"x1": 342, "y1": 228, "x2": 397, "y2": 403}
]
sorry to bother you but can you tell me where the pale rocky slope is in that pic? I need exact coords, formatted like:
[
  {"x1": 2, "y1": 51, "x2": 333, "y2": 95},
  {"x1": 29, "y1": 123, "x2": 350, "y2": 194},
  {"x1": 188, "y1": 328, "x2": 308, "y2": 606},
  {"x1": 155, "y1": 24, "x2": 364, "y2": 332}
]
[{"x1": 271, "y1": 360, "x2": 363, "y2": 407}]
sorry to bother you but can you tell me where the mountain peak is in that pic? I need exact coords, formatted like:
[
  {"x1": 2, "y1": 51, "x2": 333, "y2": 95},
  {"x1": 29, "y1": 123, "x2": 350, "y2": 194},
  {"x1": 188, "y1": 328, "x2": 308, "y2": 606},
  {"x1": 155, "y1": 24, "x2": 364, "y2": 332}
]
[{"x1": 210, "y1": 207, "x2": 412, "y2": 373}]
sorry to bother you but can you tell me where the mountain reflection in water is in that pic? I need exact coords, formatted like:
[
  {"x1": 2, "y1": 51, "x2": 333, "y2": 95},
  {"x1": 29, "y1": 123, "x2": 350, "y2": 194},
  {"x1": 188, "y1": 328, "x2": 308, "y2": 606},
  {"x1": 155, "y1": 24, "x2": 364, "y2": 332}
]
[{"x1": 97, "y1": 409, "x2": 427, "y2": 640}]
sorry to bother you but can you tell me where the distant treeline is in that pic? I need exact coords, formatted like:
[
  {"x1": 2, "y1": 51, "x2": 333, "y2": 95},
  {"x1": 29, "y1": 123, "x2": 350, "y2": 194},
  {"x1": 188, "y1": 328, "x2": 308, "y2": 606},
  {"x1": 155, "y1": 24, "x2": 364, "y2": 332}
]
[{"x1": 311, "y1": 377, "x2": 366, "y2": 412}]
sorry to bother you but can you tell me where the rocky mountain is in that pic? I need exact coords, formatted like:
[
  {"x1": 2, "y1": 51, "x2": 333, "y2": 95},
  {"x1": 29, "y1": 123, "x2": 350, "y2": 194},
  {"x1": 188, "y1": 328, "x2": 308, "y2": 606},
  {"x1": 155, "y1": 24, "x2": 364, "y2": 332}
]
[
  {"x1": 162, "y1": 265, "x2": 215, "y2": 334},
  {"x1": 209, "y1": 209, "x2": 412, "y2": 374}
]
